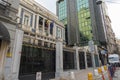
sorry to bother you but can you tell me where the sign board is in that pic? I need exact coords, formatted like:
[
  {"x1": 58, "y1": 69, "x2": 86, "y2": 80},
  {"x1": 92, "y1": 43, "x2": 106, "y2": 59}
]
[
  {"x1": 36, "y1": 72, "x2": 42, "y2": 80},
  {"x1": 88, "y1": 40, "x2": 95, "y2": 52}
]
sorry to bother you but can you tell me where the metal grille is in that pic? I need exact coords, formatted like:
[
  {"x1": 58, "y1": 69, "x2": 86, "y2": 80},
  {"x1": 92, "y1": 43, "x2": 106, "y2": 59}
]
[{"x1": 19, "y1": 45, "x2": 56, "y2": 80}]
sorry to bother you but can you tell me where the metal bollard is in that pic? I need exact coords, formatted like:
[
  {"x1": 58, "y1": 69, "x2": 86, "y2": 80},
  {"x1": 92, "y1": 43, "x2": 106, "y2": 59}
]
[
  {"x1": 98, "y1": 67, "x2": 105, "y2": 80},
  {"x1": 88, "y1": 73, "x2": 93, "y2": 80},
  {"x1": 104, "y1": 66, "x2": 107, "y2": 71},
  {"x1": 98, "y1": 67, "x2": 102, "y2": 74}
]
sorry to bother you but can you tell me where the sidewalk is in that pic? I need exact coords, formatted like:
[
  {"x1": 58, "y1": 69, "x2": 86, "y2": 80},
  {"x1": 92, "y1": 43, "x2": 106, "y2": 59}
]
[
  {"x1": 113, "y1": 67, "x2": 120, "y2": 80},
  {"x1": 52, "y1": 68, "x2": 94, "y2": 80},
  {"x1": 74, "y1": 68, "x2": 93, "y2": 80},
  {"x1": 52, "y1": 67, "x2": 120, "y2": 80}
]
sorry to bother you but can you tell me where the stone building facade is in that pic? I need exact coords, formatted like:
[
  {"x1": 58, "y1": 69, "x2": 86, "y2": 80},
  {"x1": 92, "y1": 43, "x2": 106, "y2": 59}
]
[
  {"x1": 0, "y1": 0, "x2": 23, "y2": 80},
  {"x1": 17, "y1": 0, "x2": 65, "y2": 80}
]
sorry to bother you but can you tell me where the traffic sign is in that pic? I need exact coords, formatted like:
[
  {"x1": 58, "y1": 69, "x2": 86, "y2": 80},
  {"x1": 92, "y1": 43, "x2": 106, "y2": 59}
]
[{"x1": 88, "y1": 40, "x2": 95, "y2": 52}]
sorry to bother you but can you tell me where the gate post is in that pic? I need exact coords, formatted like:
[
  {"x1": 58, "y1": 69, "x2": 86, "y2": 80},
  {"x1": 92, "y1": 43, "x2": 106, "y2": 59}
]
[
  {"x1": 11, "y1": 29, "x2": 24, "y2": 80},
  {"x1": 55, "y1": 39, "x2": 63, "y2": 78},
  {"x1": 84, "y1": 47, "x2": 88, "y2": 69},
  {"x1": 74, "y1": 46, "x2": 80, "y2": 71}
]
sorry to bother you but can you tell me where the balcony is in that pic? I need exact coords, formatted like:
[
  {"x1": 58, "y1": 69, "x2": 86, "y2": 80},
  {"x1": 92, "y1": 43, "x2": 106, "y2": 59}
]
[{"x1": 0, "y1": 0, "x2": 11, "y2": 17}]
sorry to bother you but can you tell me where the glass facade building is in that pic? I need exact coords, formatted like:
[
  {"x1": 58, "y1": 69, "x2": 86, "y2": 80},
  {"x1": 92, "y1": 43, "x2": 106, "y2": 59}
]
[
  {"x1": 58, "y1": 0, "x2": 67, "y2": 25},
  {"x1": 77, "y1": 0, "x2": 93, "y2": 46},
  {"x1": 57, "y1": 0, "x2": 68, "y2": 44},
  {"x1": 57, "y1": 0, "x2": 93, "y2": 46}
]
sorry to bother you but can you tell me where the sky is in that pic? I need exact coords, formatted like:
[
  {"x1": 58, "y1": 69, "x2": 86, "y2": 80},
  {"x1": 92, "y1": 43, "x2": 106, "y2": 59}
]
[{"x1": 35, "y1": 0, "x2": 120, "y2": 39}]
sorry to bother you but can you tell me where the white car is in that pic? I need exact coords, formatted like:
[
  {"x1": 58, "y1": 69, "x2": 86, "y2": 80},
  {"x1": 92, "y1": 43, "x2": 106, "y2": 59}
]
[{"x1": 108, "y1": 54, "x2": 120, "y2": 66}]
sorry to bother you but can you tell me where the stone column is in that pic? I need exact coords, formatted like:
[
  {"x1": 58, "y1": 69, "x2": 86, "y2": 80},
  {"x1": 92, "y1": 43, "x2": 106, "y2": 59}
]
[
  {"x1": 42, "y1": 18, "x2": 45, "y2": 35},
  {"x1": 11, "y1": 29, "x2": 24, "y2": 80},
  {"x1": 32, "y1": 14, "x2": 35, "y2": 29},
  {"x1": 36, "y1": 14, "x2": 39, "y2": 33},
  {"x1": 17, "y1": 7, "x2": 22, "y2": 23},
  {"x1": 48, "y1": 21, "x2": 50, "y2": 36},
  {"x1": 55, "y1": 39, "x2": 63, "y2": 78},
  {"x1": 84, "y1": 47, "x2": 88, "y2": 69},
  {"x1": 53, "y1": 23, "x2": 56, "y2": 38},
  {"x1": 74, "y1": 46, "x2": 80, "y2": 70}
]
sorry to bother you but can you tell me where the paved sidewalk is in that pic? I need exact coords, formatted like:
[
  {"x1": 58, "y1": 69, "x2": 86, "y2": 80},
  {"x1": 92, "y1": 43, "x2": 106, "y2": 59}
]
[
  {"x1": 52, "y1": 68, "x2": 94, "y2": 80},
  {"x1": 52, "y1": 67, "x2": 120, "y2": 80},
  {"x1": 113, "y1": 67, "x2": 120, "y2": 80},
  {"x1": 74, "y1": 68, "x2": 93, "y2": 80}
]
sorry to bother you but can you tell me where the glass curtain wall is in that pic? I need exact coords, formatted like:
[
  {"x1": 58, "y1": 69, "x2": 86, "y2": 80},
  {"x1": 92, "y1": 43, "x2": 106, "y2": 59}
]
[
  {"x1": 58, "y1": 0, "x2": 68, "y2": 43},
  {"x1": 58, "y1": 0, "x2": 67, "y2": 25},
  {"x1": 77, "y1": 0, "x2": 93, "y2": 46}
]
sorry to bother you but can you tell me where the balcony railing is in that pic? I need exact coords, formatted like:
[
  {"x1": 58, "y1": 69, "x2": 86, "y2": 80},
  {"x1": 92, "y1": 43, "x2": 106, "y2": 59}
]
[{"x1": 0, "y1": 0, "x2": 11, "y2": 16}]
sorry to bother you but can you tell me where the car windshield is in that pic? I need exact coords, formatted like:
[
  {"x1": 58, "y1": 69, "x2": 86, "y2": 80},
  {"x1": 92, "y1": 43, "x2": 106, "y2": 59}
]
[{"x1": 109, "y1": 57, "x2": 119, "y2": 61}]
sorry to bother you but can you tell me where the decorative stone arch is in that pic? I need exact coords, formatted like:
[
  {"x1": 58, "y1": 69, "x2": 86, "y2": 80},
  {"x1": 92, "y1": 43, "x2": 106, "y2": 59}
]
[
  {"x1": 0, "y1": 22, "x2": 10, "y2": 80},
  {"x1": 0, "y1": 22, "x2": 10, "y2": 42}
]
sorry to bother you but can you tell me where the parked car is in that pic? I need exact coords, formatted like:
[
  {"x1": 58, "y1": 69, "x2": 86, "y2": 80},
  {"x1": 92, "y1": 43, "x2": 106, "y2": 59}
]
[{"x1": 108, "y1": 54, "x2": 120, "y2": 67}]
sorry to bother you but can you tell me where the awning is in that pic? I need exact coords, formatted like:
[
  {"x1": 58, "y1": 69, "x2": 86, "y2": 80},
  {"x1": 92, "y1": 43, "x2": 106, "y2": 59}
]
[{"x1": 0, "y1": 22, "x2": 10, "y2": 42}]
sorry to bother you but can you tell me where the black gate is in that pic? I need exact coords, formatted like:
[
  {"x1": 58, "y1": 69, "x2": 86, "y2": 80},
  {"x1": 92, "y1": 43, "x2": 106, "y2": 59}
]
[
  {"x1": 79, "y1": 52, "x2": 86, "y2": 69},
  {"x1": 19, "y1": 45, "x2": 56, "y2": 80},
  {"x1": 63, "y1": 50, "x2": 75, "y2": 70},
  {"x1": 87, "y1": 53, "x2": 92, "y2": 67}
]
